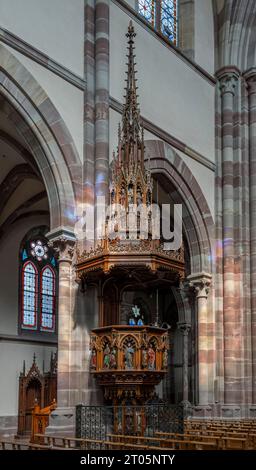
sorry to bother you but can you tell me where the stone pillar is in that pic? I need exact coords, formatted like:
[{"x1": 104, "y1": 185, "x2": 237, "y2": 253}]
[
  {"x1": 48, "y1": 236, "x2": 76, "y2": 433},
  {"x1": 83, "y1": 0, "x2": 109, "y2": 250},
  {"x1": 244, "y1": 68, "x2": 256, "y2": 404},
  {"x1": 179, "y1": 0, "x2": 194, "y2": 60},
  {"x1": 177, "y1": 322, "x2": 191, "y2": 404},
  {"x1": 95, "y1": 0, "x2": 109, "y2": 201},
  {"x1": 84, "y1": 0, "x2": 96, "y2": 215},
  {"x1": 188, "y1": 273, "x2": 211, "y2": 406},
  {"x1": 217, "y1": 67, "x2": 241, "y2": 404}
]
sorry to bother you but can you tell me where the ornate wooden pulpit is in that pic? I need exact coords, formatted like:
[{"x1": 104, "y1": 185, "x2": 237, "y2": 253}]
[
  {"x1": 90, "y1": 325, "x2": 169, "y2": 403},
  {"x1": 76, "y1": 22, "x2": 185, "y2": 434}
]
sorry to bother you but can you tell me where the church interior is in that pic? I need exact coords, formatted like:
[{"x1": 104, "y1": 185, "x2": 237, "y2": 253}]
[{"x1": 1, "y1": 0, "x2": 256, "y2": 451}]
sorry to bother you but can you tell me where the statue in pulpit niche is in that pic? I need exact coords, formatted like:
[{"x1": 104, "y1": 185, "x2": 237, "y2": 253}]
[
  {"x1": 90, "y1": 349, "x2": 97, "y2": 370},
  {"x1": 162, "y1": 349, "x2": 168, "y2": 369},
  {"x1": 136, "y1": 188, "x2": 142, "y2": 206},
  {"x1": 103, "y1": 344, "x2": 111, "y2": 369},
  {"x1": 110, "y1": 187, "x2": 115, "y2": 204},
  {"x1": 128, "y1": 185, "x2": 134, "y2": 205},
  {"x1": 124, "y1": 342, "x2": 135, "y2": 369},
  {"x1": 120, "y1": 187, "x2": 126, "y2": 206},
  {"x1": 148, "y1": 344, "x2": 156, "y2": 370},
  {"x1": 110, "y1": 347, "x2": 117, "y2": 369},
  {"x1": 128, "y1": 305, "x2": 144, "y2": 326},
  {"x1": 142, "y1": 349, "x2": 148, "y2": 369}
]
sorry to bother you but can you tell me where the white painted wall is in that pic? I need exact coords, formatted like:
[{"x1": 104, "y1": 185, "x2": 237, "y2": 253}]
[
  {"x1": 4, "y1": 45, "x2": 84, "y2": 162},
  {"x1": 0, "y1": 0, "x2": 84, "y2": 76},
  {"x1": 176, "y1": 148, "x2": 215, "y2": 220},
  {"x1": 124, "y1": 0, "x2": 136, "y2": 7},
  {"x1": 110, "y1": 2, "x2": 215, "y2": 162},
  {"x1": 0, "y1": 215, "x2": 57, "y2": 417},
  {"x1": 194, "y1": 0, "x2": 215, "y2": 74},
  {"x1": 0, "y1": 215, "x2": 49, "y2": 335},
  {"x1": 0, "y1": 342, "x2": 56, "y2": 416}
]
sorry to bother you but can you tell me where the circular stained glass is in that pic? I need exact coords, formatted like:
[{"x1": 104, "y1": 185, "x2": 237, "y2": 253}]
[{"x1": 30, "y1": 240, "x2": 48, "y2": 261}]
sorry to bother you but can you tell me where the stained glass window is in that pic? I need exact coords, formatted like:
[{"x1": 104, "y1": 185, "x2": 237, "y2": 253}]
[
  {"x1": 138, "y1": 1, "x2": 178, "y2": 45},
  {"x1": 30, "y1": 240, "x2": 48, "y2": 261},
  {"x1": 20, "y1": 231, "x2": 57, "y2": 334},
  {"x1": 161, "y1": 1, "x2": 178, "y2": 43},
  {"x1": 41, "y1": 266, "x2": 55, "y2": 331},
  {"x1": 21, "y1": 262, "x2": 38, "y2": 329},
  {"x1": 138, "y1": 0, "x2": 154, "y2": 26}
]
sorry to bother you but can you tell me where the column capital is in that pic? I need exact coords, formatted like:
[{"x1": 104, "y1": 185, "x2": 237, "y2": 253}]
[
  {"x1": 177, "y1": 322, "x2": 191, "y2": 335},
  {"x1": 187, "y1": 272, "x2": 212, "y2": 299},
  {"x1": 244, "y1": 68, "x2": 256, "y2": 94},
  {"x1": 48, "y1": 236, "x2": 76, "y2": 263},
  {"x1": 216, "y1": 66, "x2": 240, "y2": 96}
]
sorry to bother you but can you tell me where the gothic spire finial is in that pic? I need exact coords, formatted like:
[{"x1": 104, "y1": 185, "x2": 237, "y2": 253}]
[
  {"x1": 109, "y1": 21, "x2": 152, "y2": 221},
  {"x1": 121, "y1": 20, "x2": 142, "y2": 146}
]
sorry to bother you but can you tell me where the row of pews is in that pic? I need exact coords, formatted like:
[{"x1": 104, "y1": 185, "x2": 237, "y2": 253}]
[
  {"x1": 182, "y1": 418, "x2": 256, "y2": 449},
  {"x1": 0, "y1": 419, "x2": 256, "y2": 450},
  {"x1": 0, "y1": 440, "x2": 57, "y2": 450}
]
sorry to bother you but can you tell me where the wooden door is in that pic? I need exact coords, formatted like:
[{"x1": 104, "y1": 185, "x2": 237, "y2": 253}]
[{"x1": 24, "y1": 379, "x2": 41, "y2": 433}]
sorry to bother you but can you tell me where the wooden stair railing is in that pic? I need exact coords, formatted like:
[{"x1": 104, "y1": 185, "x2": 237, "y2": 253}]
[{"x1": 30, "y1": 399, "x2": 57, "y2": 443}]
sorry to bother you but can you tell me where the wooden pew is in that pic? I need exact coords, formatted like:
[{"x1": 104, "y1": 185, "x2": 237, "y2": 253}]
[
  {"x1": 0, "y1": 439, "x2": 50, "y2": 450},
  {"x1": 221, "y1": 436, "x2": 248, "y2": 450},
  {"x1": 35, "y1": 433, "x2": 173, "y2": 451},
  {"x1": 107, "y1": 433, "x2": 217, "y2": 450},
  {"x1": 156, "y1": 431, "x2": 223, "y2": 449}
]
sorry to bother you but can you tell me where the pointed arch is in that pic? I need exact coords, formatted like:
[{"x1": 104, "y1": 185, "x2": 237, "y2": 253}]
[
  {"x1": 213, "y1": 0, "x2": 256, "y2": 71},
  {"x1": 145, "y1": 139, "x2": 214, "y2": 274},
  {"x1": 0, "y1": 44, "x2": 81, "y2": 236}
]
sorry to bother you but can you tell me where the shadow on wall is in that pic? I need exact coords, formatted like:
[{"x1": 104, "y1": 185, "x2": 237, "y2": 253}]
[{"x1": 72, "y1": 283, "x2": 103, "y2": 405}]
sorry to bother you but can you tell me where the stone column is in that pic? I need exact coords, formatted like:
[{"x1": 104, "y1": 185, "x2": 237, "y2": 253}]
[
  {"x1": 244, "y1": 69, "x2": 256, "y2": 404},
  {"x1": 48, "y1": 236, "x2": 75, "y2": 433},
  {"x1": 95, "y1": 0, "x2": 109, "y2": 200},
  {"x1": 84, "y1": 0, "x2": 96, "y2": 218},
  {"x1": 217, "y1": 67, "x2": 241, "y2": 404},
  {"x1": 179, "y1": 0, "x2": 194, "y2": 60},
  {"x1": 177, "y1": 322, "x2": 191, "y2": 404},
  {"x1": 188, "y1": 273, "x2": 211, "y2": 406}
]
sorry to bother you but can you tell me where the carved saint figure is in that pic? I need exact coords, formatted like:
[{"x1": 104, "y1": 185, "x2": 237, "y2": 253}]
[
  {"x1": 162, "y1": 349, "x2": 168, "y2": 369},
  {"x1": 128, "y1": 305, "x2": 141, "y2": 325},
  {"x1": 124, "y1": 342, "x2": 134, "y2": 369},
  {"x1": 90, "y1": 349, "x2": 97, "y2": 370},
  {"x1": 137, "y1": 188, "x2": 142, "y2": 206},
  {"x1": 132, "y1": 305, "x2": 140, "y2": 318},
  {"x1": 110, "y1": 348, "x2": 117, "y2": 369},
  {"x1": 128, "y1": 185, "x2": 134, "y2": 205},
  {"x1": 146, "y1": 190, "x2": 151, "y2": 206},
  {"x1": 142, "y1": 349, "x2": 148, "y2": 368},
  {"x1": 111, "y1": 188, "x2": 115, "y2": 204},
  {"x1": 103, "y1": 344, "x2": 111, "y2": 369},
  {"x1": 148, "y1": 345, "x2": 156, "y2": 370},
  {"x1": 120, "y1": 187, "x2": 126, "y2": 206}
]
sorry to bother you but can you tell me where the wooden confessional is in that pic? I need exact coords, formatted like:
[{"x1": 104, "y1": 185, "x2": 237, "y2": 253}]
[{"x1": 17, "y1": 353, "x2": 57, "y2": 435}]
